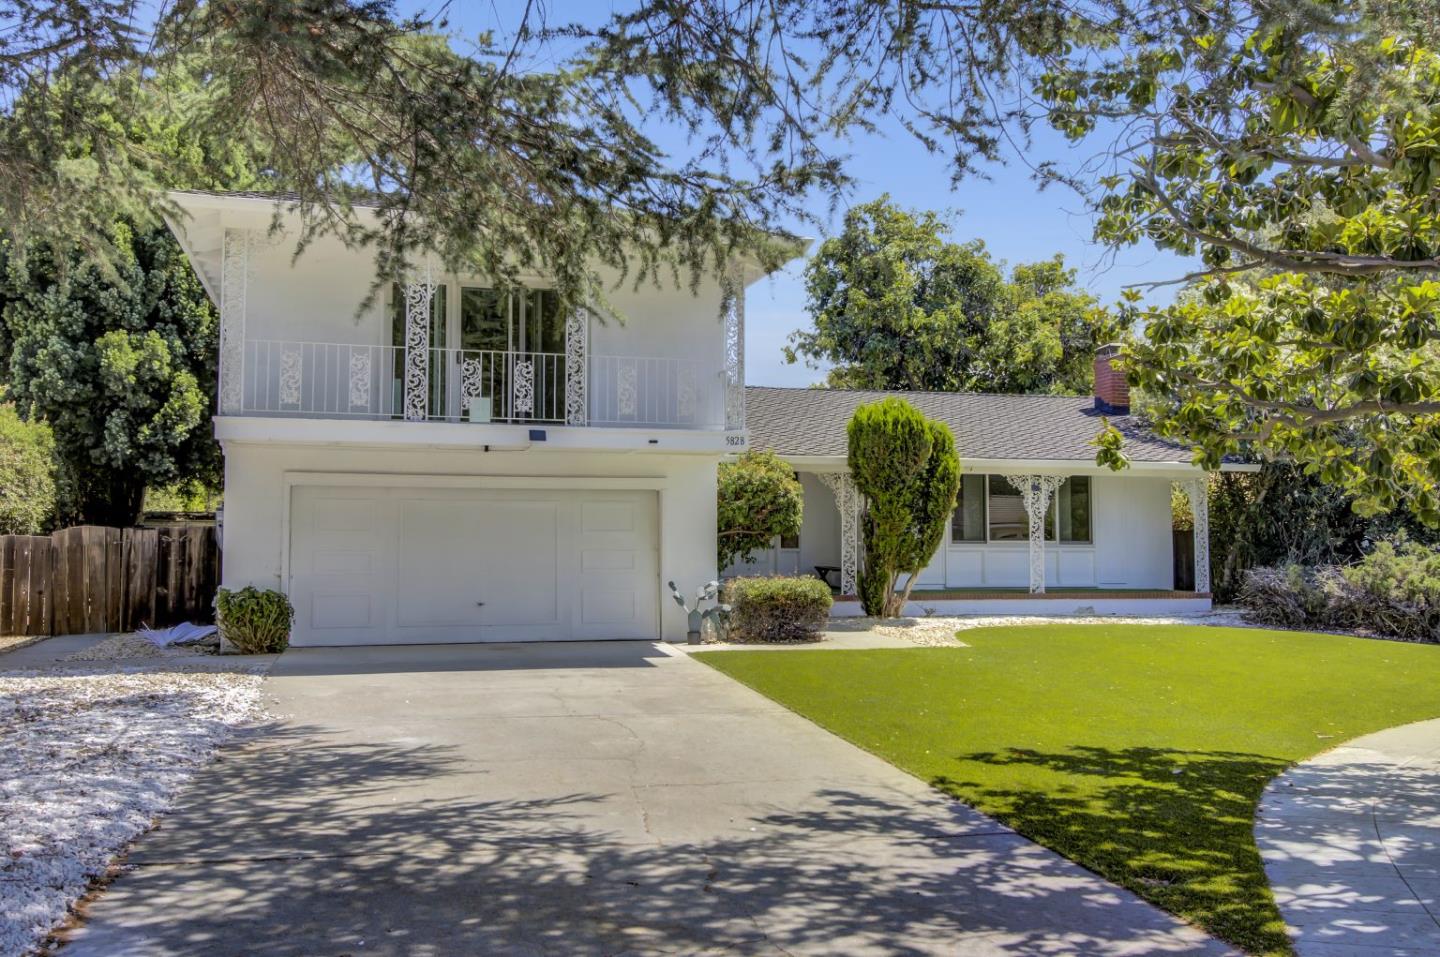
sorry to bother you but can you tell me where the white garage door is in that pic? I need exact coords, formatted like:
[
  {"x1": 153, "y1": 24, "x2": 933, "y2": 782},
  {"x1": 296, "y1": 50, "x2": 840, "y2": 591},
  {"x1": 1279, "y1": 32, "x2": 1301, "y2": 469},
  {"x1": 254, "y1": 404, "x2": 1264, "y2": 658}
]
[{"x1": 288, "y1": 486, "x2": 659, "y2": 646}]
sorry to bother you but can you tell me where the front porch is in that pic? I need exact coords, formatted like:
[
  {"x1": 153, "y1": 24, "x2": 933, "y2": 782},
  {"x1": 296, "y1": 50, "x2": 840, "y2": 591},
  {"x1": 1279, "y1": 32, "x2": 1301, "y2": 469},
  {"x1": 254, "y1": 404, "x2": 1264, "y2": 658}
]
[
  {"x1": 828, "y1": 588, "x2": 1214, "y2": 617},
  {"x1": 727, "y1": 466, "x2": 1214, "y2": 614}
]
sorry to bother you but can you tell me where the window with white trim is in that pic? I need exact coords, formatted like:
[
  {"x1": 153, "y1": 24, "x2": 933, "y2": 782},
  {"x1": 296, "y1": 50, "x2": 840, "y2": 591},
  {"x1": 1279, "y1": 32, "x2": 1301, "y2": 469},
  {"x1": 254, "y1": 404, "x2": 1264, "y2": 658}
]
[{"x1": 950, "y1": 474, "x2": 1092, "y2": 544}]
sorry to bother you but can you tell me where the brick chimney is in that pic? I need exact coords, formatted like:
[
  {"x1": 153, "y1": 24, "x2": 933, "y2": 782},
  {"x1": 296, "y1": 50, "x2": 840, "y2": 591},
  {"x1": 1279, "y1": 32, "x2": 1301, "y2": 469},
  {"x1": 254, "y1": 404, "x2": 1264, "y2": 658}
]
[{"x1": 1093, "y1": 344, "x2": 1130, "y2": 415}]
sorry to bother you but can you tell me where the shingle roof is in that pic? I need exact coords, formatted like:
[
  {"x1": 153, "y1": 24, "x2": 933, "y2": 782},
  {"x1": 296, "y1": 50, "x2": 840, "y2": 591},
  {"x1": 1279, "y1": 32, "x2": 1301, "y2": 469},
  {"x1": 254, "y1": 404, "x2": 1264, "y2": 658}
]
[{"x1": 744, "y1": 386, "x2": 1193, "y2": 463}]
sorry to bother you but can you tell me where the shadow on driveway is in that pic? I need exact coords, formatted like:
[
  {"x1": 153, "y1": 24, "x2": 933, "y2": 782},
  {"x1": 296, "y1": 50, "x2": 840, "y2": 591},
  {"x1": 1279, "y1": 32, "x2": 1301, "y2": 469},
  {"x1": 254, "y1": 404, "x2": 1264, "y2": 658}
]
[{"x1": 59, "y1": 641, "x2": 1230, "y2": 956}]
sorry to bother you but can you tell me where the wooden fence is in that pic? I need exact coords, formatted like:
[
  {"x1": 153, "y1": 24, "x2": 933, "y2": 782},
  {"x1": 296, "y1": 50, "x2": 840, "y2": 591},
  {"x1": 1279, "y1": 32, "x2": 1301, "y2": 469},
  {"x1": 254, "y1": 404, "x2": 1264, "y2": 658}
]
[{"x1": 0, "y1": 525, "x2": 219, "y2": 637}]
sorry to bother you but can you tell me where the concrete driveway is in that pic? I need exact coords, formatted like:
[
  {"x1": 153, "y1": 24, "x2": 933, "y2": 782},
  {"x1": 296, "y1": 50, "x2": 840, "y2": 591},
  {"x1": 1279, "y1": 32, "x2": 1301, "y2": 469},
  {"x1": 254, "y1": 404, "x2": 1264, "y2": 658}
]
[{"x1": 62, "y1": 641, "x2": 1227, "y2": 956}]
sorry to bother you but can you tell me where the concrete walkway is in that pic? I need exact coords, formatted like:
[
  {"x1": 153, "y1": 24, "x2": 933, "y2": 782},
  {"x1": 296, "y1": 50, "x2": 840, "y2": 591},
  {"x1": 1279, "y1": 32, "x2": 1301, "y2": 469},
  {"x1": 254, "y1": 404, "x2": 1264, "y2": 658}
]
[
  {"x1": 1258, "y1": 717, "x2": 1440, "y2": 956},
  {"x1": 62, "y1": 641, "x2": 1226, "y2": 956}
]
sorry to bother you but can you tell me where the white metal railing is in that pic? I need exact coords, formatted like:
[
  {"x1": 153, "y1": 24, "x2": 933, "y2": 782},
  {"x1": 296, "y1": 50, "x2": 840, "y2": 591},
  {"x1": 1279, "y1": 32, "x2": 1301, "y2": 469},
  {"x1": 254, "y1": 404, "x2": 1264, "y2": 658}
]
[
  {"x1": 588, "y1": 354, "x2": 724, "y2": 429},
  {"x1": 233, "y1": 340, "x2": 726, "y2": 429}
]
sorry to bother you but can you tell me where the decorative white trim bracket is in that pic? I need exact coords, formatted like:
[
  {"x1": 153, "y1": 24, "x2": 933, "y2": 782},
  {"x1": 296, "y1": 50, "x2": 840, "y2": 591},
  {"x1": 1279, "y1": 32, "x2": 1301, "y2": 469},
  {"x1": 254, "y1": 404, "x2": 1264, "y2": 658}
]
[
  {"x1": 513, "y1": 359, "x2": 535, "y2": 415},
  {"x1": 818, "y1": 471, "x2": 860, "y2": 597},
  {"x1": 564, "y1": 310, "x2": 588, "y2": 426},
  {"x1": 403, "y1": 260, "x2": 436, "y2": 422},
  {"x1": 723, "y1": 273, "x2": 745, "y2": 430},
  {"x1": 1182, "y1": 477, "x2": 1212, "y2": 594},
  {"x1": 218, "y1": 228, "x2": 250, "y2": 415},
  {"x1": 1003, "y1": 474, "x2": 1067, "y2": 594},
  {"x1": 348, "y1": 350, "x2": 371, "y2": 410}
]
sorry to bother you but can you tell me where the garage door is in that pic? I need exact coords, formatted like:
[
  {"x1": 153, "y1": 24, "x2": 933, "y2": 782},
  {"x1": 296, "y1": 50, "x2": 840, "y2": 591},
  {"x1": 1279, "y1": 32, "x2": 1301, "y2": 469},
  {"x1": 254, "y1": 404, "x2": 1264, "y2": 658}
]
[{"x1": 288, "y1": 486, "x2": 659, "y2": 646}]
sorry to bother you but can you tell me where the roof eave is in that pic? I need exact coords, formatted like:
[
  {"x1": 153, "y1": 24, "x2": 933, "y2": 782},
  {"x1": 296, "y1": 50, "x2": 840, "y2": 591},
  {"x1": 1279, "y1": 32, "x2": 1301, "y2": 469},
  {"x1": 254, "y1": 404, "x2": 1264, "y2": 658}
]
[{"x1": 760, "y1": 452, "x2": 1257, "y2": 475}]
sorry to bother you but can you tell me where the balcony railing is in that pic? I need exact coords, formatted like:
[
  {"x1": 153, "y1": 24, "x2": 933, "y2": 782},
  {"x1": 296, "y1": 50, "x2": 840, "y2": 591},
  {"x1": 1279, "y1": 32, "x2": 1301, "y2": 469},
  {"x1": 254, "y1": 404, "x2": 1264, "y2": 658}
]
[{"x1": 233, "y1": 339, "x2": 727, "y2": 430}]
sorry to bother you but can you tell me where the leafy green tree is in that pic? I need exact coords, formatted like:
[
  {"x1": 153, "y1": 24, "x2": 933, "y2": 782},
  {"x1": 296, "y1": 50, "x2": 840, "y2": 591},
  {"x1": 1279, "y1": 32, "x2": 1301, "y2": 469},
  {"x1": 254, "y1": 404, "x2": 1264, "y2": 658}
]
[
  {"x1": 0, "y1": 224, "x2": 220, "y2": 526},
  {"x1": 1179, "y1": 463, "x2": 1440, "y2": 603},
  {"x1": 594, "y1": 1, "x2": 1440, "y2": 524},
  {"x1": 0, "y1": 397, "x2": 55, "y2": 534},
  {"x1": 1027, "y1": 13, "x2": 1440, "y2": 523},
  {"x1": 0, "y1": 1, "x2": 830, "y2": 311},
  {"x1": 847, "y1": 398, "x2": 960, "y2": 617},
  {"x1": 717, "y1": 450, "x2": 804, "y2": 569},
  {"x1": 787, "y1": 197, "x2": 1122, "y2": 394}
]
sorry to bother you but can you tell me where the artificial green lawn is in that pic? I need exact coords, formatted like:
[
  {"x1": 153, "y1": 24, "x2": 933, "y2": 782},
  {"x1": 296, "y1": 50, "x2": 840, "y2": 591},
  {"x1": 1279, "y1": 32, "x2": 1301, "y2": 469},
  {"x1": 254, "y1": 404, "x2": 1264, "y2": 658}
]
[{"x1": 694, "y1": 625, "x2": 1440, "y2": 956}]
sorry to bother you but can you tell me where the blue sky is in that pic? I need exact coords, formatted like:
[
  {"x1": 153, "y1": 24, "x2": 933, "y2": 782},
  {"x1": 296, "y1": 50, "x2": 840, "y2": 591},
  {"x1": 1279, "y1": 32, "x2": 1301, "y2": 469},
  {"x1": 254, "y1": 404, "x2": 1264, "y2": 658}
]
[{"x1": 406, "y1": 2, "x2": 1192, "y2": 385}]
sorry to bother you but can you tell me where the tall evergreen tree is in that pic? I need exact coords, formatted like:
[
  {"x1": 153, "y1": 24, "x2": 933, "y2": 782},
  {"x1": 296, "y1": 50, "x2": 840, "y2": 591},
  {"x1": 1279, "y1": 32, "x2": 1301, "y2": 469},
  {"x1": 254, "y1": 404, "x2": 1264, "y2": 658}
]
[{"x1": 0, "y1": 224, "x2": 220, "y2": 525}]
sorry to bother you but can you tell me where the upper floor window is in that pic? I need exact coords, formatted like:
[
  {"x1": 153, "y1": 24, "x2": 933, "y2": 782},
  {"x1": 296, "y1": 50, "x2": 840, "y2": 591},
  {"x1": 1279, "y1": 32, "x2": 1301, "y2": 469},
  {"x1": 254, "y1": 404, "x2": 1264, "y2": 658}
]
[{"x1": 951, "y1": 474, "x2": 1092, "y2": 544}]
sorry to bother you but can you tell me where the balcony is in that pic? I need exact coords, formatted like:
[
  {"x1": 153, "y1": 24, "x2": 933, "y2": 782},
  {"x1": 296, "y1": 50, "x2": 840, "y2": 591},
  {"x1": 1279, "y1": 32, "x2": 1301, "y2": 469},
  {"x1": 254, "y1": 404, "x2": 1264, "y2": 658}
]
[{"x1": 229, "y1": 340, "x2": 731, "y2": 431}]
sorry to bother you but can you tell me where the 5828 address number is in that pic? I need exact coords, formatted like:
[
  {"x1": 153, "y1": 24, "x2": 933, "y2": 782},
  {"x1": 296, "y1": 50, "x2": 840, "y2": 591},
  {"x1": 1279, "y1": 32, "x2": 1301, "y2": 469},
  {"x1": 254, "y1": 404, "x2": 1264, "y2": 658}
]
[{"x1": 724, "y1": 433, "x2": 748, "y2": 447}]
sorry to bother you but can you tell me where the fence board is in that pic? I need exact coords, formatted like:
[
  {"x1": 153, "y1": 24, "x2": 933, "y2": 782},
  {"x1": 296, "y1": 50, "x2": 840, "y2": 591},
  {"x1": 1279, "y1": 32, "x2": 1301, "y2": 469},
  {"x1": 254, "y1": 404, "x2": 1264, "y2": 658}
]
[
  {"x1": 122, "y1": 528, "x2": 158, "y2": 631},
  {"x1": 0, "y1": 524, "x2": 218, "y2": 637},
  {"x1": 0, "y1": 536, "x2": 15, "y2": 635},
  {"x1": 104, "y1": 527, "x2": 123, "y2": 632},
  {"x1": 12, "y1": 537, "x2": 31, "y2": 636}
]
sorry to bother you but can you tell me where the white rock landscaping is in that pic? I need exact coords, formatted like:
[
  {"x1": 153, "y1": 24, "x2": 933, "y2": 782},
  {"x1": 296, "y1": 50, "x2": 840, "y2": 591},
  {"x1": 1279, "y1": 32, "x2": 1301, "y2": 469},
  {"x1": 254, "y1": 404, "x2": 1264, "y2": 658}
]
[
  {"x1": 869, "y1": 610, "x2": 1253, "y2": 646},
  {"x1": 0, "y1": 651, "x2": 268, "y2": 957}
]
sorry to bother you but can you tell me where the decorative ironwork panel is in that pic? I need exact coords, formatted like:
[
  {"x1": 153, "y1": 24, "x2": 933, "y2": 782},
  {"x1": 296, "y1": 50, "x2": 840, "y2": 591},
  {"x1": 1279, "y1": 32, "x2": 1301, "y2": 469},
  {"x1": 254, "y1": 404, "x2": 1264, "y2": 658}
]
[
  {"x1": 1185, "y1": 478, "x2": 1212, "y2": 594},
  {"x1": 278, "y1": 346, "x2": 303, "y2": 406},
  {"x1": 348, "y1": 350, "x2": 371, "y2": 410},
  {"x1": 1003, "y1": 474, "x2": 1067, "y2": 594},
  {"x1": 677, "y1": 365, "x2": 697, "y2": 422},
  {"x1": 218, "y1": 229, "x2": 250, "y2": 414},
  {"x1": 513, "y1": 359, "x2": 535, "y2": 414},
  {"x1": 819, "y1": 471, "x2": 859, "y2": 597},
  {"x1": 723, "y1": 275, "x2": 744, "y2": 430},
  {"x1": 460, "y1": 356, "x2": 484, "y2": 411},
  {"x1": 617, "y1": 361, "x2": 637, "y2": 418},
  {"x1": 564, "y1": 310, "x2": 588, "y2": 426},
  {"x1": 403, "y1": 266, "x2": 435, "y2": 421}
]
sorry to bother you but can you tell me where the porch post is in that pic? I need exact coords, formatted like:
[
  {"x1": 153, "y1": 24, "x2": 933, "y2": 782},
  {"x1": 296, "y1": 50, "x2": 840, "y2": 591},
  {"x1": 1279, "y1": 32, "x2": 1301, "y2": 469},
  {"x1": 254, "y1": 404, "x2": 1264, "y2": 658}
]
[
  {"x1": 402, "y1": 260, "x2": 436, "y2": 422},
  {"x1": 818, "y1": 471, "x2": 860, "y2": 597},
  {"x1": 723, "y1": 272, "x2": 745, "y2": 431},
  {"x1": 564, "y1": 309, "x2": 588, "y2": 426},
  {"x1": 1185, "y1": 477, "x2": 1211, "y2": 594},
  {"x1": 218, "y1": 228, "x2": 250, "y2": 415},
  {"x1": 1004, "y1": 475, "x2": 1066, "y2": 594}
]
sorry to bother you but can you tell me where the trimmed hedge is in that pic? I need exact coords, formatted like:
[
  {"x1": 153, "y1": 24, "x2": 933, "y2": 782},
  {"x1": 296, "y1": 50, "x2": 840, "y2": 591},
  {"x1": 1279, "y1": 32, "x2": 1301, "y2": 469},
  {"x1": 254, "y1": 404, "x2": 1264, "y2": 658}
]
[
  {"x1": 216, "y1": 586, "x2": 295, "y2": 654},
  {"x1": 1239, "y1": 540, "x2": 1440, "y2": 642},
  {"x1": 723, "y1": 575, "x2": 833, "y2": 643}
]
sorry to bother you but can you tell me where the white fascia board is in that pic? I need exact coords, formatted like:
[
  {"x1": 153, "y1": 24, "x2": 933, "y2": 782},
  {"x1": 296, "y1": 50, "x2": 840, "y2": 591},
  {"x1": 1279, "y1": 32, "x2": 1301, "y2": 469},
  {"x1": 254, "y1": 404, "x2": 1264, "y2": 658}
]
[
  {"x1": 167, "y1": 190, "x2": 812, "y2": 286},
  {"x1": 767, "y1": 453, "x2": 1258, "y2": 476},
  {"x1": 214, "y1": 415, "x2": 741, "y2": 455}
]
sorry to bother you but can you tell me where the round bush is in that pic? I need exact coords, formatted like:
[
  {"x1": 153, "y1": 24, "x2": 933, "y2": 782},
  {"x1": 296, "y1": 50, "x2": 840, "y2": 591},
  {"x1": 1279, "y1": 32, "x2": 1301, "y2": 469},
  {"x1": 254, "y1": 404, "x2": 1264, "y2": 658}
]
[
  {"x1": 215, "y1": 586, "x2": 295, "y2": 654},
  {"x1": 722, "y1": 575, "x2": 833, "y2": 643}
]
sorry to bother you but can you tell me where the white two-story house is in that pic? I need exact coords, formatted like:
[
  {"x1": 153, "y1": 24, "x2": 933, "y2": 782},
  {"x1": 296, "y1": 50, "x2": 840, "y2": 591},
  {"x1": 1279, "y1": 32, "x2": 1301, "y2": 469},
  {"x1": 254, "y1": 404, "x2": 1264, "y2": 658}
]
[{"x1": 166, "y1": 190, "x2": 766, "y2": 645}]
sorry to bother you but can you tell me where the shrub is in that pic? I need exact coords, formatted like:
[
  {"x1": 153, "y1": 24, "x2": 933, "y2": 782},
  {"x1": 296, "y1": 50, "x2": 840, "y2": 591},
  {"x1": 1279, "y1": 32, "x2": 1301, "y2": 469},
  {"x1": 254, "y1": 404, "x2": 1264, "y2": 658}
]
[
  {"x1": 847, "y1": 398, "x2": 959, "y2": 617},
  {"x1": 717, "y1": 449, "x2": 803, "y2": 569},
  {"x1": 0, "y1": 400, "x2": 55, "y2": 534},
  {"x1": 723, "y1": 576, "x2": 833, "y2": 643},
  {"x1": 1237, "y1": 564, "x2": 1330, "y2": 630},
  {"x1": 215, "y1": 586, "x2": 295, "y2": 654},
  {"x1": 1238, "y1": 540, "x2": 1440, "y2": 642},
  {"x1": 1332, "y1": 540, "x2": 1440, "y2": 642}
]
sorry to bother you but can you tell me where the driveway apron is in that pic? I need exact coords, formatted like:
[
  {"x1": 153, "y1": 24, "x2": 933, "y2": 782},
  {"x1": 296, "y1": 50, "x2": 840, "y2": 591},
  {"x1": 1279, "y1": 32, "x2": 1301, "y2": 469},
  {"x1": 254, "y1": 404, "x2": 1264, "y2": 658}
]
[{"x1": 61, "y1": 641, "x2": 1228, "y2": 956}]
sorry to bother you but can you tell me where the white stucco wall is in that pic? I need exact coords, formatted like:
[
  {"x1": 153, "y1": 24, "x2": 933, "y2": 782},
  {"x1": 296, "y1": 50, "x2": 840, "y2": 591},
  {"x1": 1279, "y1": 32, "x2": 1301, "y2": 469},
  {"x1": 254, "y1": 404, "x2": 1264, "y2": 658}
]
[
  {"x1": 220, "y1": 440, "x2": 719, "y2": 641},
  {"x1": 737, "y1": 471, "x2": 1181, "y2": 592},
  {"x1": 239, "y1": 227, "x2": 731, "y2": 357},
  {"x1": 229, "y1": 224, "x2": 737, "y2": 428}
]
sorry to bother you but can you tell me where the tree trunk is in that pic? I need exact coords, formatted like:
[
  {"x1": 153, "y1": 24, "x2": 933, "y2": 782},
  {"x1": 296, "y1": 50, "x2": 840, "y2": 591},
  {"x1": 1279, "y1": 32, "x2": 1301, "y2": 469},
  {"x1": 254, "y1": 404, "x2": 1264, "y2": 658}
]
[
  {"x1": 891, "y1": 568, "x2": 922, "y2": 618},
  {"x1": 71, "y1": 474, "x2": 148, "y2": 527}
]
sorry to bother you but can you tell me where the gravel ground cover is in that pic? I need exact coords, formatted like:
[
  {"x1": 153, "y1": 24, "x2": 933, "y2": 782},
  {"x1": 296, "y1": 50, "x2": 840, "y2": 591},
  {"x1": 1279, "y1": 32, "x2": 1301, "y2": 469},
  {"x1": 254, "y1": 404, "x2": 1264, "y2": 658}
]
[
  {"x1": 867, "y1": 608, "x2": 1384, "y2": 647},
  {"x1": 0, "y1": 645, "x2": 269, "y2": 957},
  {"x1": 868, "y1": 610, "x2": 1251, "y2": 646}
]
